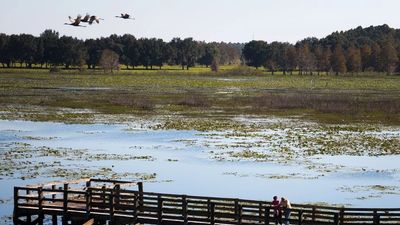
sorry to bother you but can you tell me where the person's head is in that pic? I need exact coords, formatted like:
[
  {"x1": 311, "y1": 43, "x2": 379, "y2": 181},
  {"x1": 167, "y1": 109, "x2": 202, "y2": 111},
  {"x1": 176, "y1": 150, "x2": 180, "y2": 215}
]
[
  {"x1": 281, "y1": 197, "x2": 286, "y2": 202},
  {"x1": 273, "y1": 196, "x2": 278, "y2": 200}
]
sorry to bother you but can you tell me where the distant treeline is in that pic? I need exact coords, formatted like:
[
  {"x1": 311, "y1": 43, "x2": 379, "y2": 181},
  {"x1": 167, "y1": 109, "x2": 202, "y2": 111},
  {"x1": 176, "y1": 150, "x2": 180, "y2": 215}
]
[
  {"x1": 243, "y1": 25, "x2": 400, "y2": 75},
  {"x1": 1, "y1": 25, "x2": 400, "y2": 74},
  {"x1": 0, "y1": 30, "x2": 242, "y2": 70}
]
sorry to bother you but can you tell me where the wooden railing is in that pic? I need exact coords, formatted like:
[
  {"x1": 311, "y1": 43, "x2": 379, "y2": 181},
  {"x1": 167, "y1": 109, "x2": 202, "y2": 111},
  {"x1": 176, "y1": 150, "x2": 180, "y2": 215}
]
[{"x1": 13, "y1": 179, "x2": 400, "y2": 225}]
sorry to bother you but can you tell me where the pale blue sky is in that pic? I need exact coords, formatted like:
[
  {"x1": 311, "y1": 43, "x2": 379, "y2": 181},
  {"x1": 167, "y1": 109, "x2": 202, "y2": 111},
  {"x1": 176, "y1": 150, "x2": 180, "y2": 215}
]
[{"x1": 0, "y1": 0, "x2": 399, "y2": 43}]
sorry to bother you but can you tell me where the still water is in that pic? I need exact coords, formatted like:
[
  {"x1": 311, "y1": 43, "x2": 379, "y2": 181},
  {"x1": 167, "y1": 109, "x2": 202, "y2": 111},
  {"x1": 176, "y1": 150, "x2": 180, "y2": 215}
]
[{"x1": 1, "y1": 119, "x2": 400, "y2": 222}]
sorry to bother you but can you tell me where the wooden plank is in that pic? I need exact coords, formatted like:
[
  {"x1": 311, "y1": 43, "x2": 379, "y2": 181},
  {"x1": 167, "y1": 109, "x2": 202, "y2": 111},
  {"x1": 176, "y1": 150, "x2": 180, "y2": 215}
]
[{"x1": 83, "y1": 218, "x2": 95, "y2": 225}]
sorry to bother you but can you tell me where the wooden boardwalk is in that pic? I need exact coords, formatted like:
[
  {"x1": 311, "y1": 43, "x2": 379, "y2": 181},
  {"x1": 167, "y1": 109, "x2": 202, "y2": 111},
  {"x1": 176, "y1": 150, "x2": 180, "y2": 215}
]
[{"x1": 13, "y1": 179, "x2": 400, "y2": 225}]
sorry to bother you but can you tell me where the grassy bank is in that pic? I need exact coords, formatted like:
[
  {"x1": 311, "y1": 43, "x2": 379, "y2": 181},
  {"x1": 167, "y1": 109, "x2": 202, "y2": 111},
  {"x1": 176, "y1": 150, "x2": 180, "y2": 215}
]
[{"x1": 0, "y1": 68, "x2": 399, "y2": 124}]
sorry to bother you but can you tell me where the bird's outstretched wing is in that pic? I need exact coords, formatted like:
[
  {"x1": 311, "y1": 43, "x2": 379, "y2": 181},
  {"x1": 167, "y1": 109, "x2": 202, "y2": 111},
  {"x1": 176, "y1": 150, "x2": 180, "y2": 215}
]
[
  {"x1": 72, "y1": 15, "x2": 82, "y2": 26},
  {"x1": 82, "y1": 13, "x2": 90, "y2": 22}
]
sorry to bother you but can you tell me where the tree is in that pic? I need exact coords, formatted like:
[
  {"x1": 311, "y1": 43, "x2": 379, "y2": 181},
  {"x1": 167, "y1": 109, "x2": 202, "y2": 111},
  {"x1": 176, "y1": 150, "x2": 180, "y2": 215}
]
[
  {"x1": 331, "y1": 45, "x2": 347, "y2": 75},
  {"x1": 380, "y1": 38, "x2": 399, "y2": 75},
  {"x1": 85, "y1": 39, "x2": 102, "y2": 69},
  {"x1": 40, "y1": 30, "x2": 60, "y2": 67},
  {"x1": 120, "y1": 34, "x2": 136, "y2": 69},
  {"x1": 170, "y1": 38, "x2": 199, "y2": 70},
  {"x1": 242, "y1": 40, "x2": 268, "y2": 69},
  {"x1": 0, "y1": 33, "x2": 9, "y2": 67},
  {"x1": 57, "y1": 36, "x2": 86, "y2": 69},
  {"x1": 284, "y1": 45, "x2": 297, "y2": 74},
  {"x1": 99, "y1": 49, "x2": 119, "y2": 73},
  {"x1": 315, "y1": 46, "x2": 332, "y2": 75},
  {"x1": 198, "y1": 43, "x2": 219, "y2": 67},
  {"x1": 360, "y1": 44, "x2": 372, "y2": 71},
  {"x1": 296, "y1": 43, "x2": 315, "y2": 75},
  {"x1": 211, "y1": 58, "x2": 219, "y2": 72},
  {"x1": 265, "y1": 42, "x2": 284, "y2": 74},
  {"x1": 346, "y1": 45, "x2": 362, "y2": 74},
  {"x1": 370, "y1": 43, "x2": 382, "y2": 71}
]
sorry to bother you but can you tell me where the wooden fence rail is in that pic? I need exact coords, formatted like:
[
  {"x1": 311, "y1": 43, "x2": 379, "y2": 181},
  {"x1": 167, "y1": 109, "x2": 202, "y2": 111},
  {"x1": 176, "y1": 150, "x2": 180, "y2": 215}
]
[{"x1": 13, "y1": 179, "x2": 400, "y2": 225}]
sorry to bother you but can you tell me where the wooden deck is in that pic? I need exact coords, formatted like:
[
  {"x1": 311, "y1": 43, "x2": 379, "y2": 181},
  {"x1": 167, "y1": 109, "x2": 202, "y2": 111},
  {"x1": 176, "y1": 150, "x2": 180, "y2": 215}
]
[{"x1": 13, "y1": 179, "x2": 400, "y2": 225}]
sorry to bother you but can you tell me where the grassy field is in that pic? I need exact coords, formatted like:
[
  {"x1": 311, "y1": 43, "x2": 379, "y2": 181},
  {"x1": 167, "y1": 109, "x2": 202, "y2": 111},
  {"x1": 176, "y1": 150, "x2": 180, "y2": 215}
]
[{"x1": 1, "y1": 67, "x2": 400, "y2": 125}]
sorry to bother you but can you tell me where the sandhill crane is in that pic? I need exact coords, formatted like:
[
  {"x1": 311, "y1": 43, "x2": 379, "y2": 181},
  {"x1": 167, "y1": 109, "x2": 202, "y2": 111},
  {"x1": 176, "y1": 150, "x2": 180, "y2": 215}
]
[
  {"x1": 81, "y1": 13, "x2": 91, "y2": 23},
  {"x1": 116, "y1": 13, "x2": 135, "y2": 20},
  {"x1": 88, "y1": 15, "x2": 104, "y2": 25},
  {"x1": 65, "y1": 15, "x2": 86, "y2": 27}
]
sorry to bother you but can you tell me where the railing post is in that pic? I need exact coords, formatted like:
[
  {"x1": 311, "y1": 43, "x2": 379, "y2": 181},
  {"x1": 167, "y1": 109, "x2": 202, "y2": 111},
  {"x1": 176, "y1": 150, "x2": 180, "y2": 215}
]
[
  {"x1": 133, "y1": 193, "x2": 138, "y2": 223},
  {"x1": 298, "y1": 210, "x2": 303, "y2": 225},
  {"x1": 38, "y1": 187, "x2": 44, "y2": 225},
  {"x1": 182, "y1": 195, "x2": 188, "y2": 225},
  {"x1": 52, "y1": 185, "x2": 58, "y2": 225},
  {"x1": 339, "y1": 208, "x2": 344, "y2": 225},
  {"x1": 138, "y1": 182, "x2": 143, "y2": 210},
  {"x1": 234, "y1": 199, "x2": 240, "y2": 224},
  {"x1": 207, "y1": 199, "x2": 211, "y2": 218},
  {"x1": 86, "y1": 187, "x2": 91, "y2": 217},
  {"x1": 114, "y1": 184, "x2": 121, "y2": 211},
  {"x1": 237, "y1": 204, "x2": 242, "y2": 225},
  {"x1": 264, "y1": 206, "x2": 270, "y2": 225},
  {"x1": 157, "y1": 195, "x2": 163, "y2": 225},
  {"x1": 234, "y1": 199, "x2": 239, "y2": 215},
  {"x1": 109, "y1": 191, "x2": 115, "y2": 225},
  {"x1": 62, "y1": 183, "x2": 69, "y2": 225},
  {"x1": 102, "y1": 185, "x2": 106, "y2": 209},
  {"x1": 210, "y1": 202, "x2": 215, "y2": 225},
  {"x1": 312, "y1": 206, "x2": 316, "y2": 222},
  {"x1": 333, "y1": 213, "x2": 339, "y2": 225},
  {"x1": 373, "y1": 211, "x2": 380, "y2": 225},
  {"x1": 13, "y1": 187, "x2": 19, "y2": 224}
]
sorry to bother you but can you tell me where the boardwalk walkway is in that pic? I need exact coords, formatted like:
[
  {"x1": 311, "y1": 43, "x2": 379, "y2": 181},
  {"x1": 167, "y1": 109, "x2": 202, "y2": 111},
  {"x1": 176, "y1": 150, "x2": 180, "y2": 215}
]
[{"x1": 13, "y1": 179, "x2": 400, "y2": 225}]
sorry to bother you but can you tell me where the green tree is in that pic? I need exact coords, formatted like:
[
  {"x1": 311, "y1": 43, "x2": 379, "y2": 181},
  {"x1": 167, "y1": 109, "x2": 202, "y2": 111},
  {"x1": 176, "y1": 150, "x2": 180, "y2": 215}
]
[
  {"x1": 242, "y1": 40, "x2": 268, "y2": 69},
  {"x1": 198, "y1": 43, "x2": 219, "y2": 67},
  {"x1": 0, "y1": 33, "x2": 9, "y2": 67},
  {"x1": 170, "y1": 38, "x2": 199, "y2": 70},
  {"x1": 40, "y1": 30, "x2": 60, "y2": 67}
]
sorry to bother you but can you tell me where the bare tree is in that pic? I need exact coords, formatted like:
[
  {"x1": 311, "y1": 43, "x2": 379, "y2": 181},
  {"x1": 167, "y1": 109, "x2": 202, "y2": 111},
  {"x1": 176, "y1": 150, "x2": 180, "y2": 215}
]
[{"x1": 98, "y1": 49, "x2": 119, "y2": 73}]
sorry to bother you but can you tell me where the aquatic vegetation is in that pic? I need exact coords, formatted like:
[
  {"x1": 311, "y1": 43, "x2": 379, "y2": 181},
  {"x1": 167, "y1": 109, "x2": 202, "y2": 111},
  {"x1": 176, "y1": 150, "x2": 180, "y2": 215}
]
[
  {"x1": 0, "y1": 142, "x2": 155, "y2": 180},
  {"x1": 337, "y1": 185, "x2": 400, "y2": 200}
]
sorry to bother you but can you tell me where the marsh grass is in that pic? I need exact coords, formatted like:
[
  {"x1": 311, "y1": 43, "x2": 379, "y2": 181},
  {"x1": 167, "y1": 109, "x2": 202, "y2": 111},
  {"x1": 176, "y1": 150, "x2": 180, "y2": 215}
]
[
  {"x1": 0, "y1": 69, "x2": 399, "y2": 124},
  {"x1": 247, "y1": 93, "x2": 400, "y2": 115}
]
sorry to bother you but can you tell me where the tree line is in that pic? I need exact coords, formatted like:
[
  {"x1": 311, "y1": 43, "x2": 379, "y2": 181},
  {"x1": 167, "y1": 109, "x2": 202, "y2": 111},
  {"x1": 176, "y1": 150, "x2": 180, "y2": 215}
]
[
  {"x1": 0, "y1": 30, "x2": 242, "y2": 70},
  {"x1": 1, "y1": 25, "x2": 400, "y2": 74},
  {"x1": 243, "y1": 25, "x2": 400, "y2": 75}
]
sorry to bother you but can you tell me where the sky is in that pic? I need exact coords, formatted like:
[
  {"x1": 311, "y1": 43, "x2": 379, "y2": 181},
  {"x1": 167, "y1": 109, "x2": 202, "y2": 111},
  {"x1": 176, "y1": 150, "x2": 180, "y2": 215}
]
[{"x1": 0, "y1": 0, "x2": 400, "y2": 43}]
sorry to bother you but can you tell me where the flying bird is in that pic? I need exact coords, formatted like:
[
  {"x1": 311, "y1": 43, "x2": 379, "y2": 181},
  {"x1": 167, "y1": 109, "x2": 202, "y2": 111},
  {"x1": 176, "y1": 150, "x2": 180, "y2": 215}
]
[
  {"x1": 116, "y1": 13, "x2": 135, "y2": 20},
  {"x1": 81, "y1": 14, "x2": 91, "y2": 23},
  {"x1": 88, "y1": 15, "x2": 104, "y2": 25},
  {"x1": 65, "y1": 15, "x2": 86, "y2": 27}
]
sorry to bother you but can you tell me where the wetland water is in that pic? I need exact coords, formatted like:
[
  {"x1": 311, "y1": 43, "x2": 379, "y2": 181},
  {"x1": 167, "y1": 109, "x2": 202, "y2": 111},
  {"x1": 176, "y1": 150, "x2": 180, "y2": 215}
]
[{"x1": 1, "y1": 118, "x2": 400, "y2": 223}]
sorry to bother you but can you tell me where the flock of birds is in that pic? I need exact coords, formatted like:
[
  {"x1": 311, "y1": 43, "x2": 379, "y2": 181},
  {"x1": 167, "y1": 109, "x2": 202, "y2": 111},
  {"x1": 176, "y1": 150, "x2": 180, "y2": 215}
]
[{"x1": 65, "y1": 13, "x2": 135, "y2": 27}]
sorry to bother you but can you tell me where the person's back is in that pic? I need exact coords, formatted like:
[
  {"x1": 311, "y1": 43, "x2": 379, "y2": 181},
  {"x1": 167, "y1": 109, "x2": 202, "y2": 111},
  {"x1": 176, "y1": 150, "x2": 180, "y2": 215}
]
[
  {"x1": 282, "y1": 199, "x2": 292, "y2": 209},
  {"x1": 281, "y1": 197, "x2": 292, "y2": 225}
]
